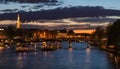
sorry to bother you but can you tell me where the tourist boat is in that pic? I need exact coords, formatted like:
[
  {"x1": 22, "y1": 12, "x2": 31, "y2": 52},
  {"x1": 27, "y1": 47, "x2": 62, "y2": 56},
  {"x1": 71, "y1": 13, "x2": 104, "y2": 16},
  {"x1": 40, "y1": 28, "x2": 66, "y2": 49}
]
[
  {"x1": 0, "y1": 46, "x2": 5, "y2": 51},
  {"x1": 55, "y1": 42, "x2": 62, "y2": 49},
  {"x1": 40, "y1": 45, "x2": 56, "y2": 51},
  {"x1": 15, "y1": 42, "x2": 36, "y2": 52},
  {"x1": 25, "y1": 42, "x2": 36, "y2": 51},
  {"x1": 15, "y1": 44, "x2": 29, "y2": 52},
  {"x1": 40, "y1": 41, "x2": 61, "y2": 51},
  {"x1": 0, "y1": 43, "x2": 5, "y2": 50}
]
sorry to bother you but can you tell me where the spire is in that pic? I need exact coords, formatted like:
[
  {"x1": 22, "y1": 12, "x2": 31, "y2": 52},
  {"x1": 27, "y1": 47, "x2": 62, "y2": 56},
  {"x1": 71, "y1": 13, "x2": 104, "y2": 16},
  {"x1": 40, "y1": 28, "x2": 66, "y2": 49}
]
[{"x1": 16, "y1": 14, "x2": 20, "y2": 29}]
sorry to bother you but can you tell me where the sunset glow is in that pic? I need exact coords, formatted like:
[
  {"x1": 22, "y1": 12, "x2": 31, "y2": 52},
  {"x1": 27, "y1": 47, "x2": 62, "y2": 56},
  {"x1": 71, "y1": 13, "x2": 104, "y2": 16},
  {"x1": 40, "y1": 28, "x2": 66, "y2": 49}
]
[{"x1": 74, "y1": 30, "x2": 95, "y2": 34}]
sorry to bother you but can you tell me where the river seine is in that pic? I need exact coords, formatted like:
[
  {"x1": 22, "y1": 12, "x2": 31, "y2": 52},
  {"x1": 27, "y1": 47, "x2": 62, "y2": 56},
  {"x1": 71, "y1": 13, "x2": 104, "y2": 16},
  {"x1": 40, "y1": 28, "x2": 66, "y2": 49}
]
[{"x1": 0, "y1": 41, "x2": 119, "y2": 69}]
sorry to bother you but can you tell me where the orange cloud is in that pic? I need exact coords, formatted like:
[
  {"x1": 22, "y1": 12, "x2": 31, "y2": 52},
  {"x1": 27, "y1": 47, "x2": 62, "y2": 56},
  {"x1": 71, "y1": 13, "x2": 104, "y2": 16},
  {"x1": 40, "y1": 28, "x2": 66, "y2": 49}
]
[{"x1": 74, "y1": 29, "x2": 95, "y2": 34}]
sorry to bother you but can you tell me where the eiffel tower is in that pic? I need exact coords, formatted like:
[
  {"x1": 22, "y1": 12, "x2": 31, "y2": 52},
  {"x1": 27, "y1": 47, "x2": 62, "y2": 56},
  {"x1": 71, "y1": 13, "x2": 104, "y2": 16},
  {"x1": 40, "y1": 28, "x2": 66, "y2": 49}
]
[{"x1": 16, "y1": 14, "x2": 20, "y2": 29}]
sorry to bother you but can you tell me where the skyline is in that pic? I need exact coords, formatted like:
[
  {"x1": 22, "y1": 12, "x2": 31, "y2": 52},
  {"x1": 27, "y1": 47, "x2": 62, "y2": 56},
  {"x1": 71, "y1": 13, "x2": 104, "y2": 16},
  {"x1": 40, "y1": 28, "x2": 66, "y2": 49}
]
[
  {"x1": 0, "y1": 16, "x2": 117, "y2": 30},
  {"x1": 0, "y1": 0, "x2": 120, "y2": 31}
]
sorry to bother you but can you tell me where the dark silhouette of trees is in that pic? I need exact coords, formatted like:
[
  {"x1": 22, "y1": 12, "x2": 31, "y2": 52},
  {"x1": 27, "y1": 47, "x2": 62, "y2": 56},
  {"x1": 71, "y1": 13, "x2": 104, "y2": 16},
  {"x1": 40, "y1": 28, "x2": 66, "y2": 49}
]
[
  {"x1": 107, "y1": 19, "x2": 120, "y2": 51},
  {"x1": 91, "y1": 27, "x2": 106, "y2": 47},
  {"x1": 92, "y1": 27, "x2": 106, "y2": 40},
  {"x1": 4, "y1": 25, "x2": 35, "y2": 40},
  {"x1": 4, "y1": 26, "x2": 16, "y2": 39},
  {"x1": 59, "y1": 29, "x2": 67, "y2": 33},
  {"x1": 68, "y1": 30, "x2": 74, "y2": 35}
]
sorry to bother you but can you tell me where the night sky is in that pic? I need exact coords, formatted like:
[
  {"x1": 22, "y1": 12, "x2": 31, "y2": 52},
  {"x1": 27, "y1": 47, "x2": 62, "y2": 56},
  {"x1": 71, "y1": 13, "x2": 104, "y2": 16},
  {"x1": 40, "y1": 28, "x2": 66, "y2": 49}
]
[{"x1": 0, "y1": 0, "x2": 120, "y2": 30}]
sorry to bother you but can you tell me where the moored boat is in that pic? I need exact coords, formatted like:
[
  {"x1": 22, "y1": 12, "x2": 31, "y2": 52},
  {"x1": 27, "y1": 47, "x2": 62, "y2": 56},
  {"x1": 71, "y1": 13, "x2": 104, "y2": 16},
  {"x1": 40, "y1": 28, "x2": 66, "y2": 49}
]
[
  {"x1": 0, "y1": 43, "x2": 5, "y2": 50},
  {"x1": 15, "y1": 45, "x2": 28, "y2": 52},
  {"x1": 40, "y1": 41, "x2": 61, "y2": 51},
  {"x1": 15, "y1": 42, "x2": 36, "y2": 52},
  {"x1": 40, "y1": 45, "x2": 56, "y2": 51}
]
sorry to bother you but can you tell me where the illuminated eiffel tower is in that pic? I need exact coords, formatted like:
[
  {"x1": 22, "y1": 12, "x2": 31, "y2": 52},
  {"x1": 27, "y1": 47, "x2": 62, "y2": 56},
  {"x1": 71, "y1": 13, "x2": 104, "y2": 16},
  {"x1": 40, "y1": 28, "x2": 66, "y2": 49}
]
[{"x1": 16, "y1": 14, "x2": 20, "y2": 29}]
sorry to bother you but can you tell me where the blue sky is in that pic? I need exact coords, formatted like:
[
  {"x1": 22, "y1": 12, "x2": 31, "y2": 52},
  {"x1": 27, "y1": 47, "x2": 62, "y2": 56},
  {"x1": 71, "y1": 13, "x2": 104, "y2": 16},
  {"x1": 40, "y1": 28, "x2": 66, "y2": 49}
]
[
  {"x1": 0, "y1": 0, "x2": 120, "y2": 13},
  {"x1": 60, "y1": 0, "x2": 120, "y2": 10}
]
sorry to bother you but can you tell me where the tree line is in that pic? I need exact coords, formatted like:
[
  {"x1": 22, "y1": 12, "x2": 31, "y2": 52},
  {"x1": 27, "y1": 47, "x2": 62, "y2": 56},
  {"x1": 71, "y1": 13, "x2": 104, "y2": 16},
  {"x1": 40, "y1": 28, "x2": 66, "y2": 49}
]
[{"x1": 92, "y1": 19, "x2": 120, "y2": 52}]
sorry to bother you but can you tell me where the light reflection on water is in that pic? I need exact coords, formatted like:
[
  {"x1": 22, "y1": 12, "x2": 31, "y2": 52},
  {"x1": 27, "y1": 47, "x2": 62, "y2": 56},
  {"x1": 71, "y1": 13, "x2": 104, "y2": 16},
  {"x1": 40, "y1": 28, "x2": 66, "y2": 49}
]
[
  {"x1": 0, "y1": 41, "x2": 119, "y2": 69},
  {"x1": 16, "y1": 53, "x2": 26, "y2": 69},
  {"x1": 68, "y1": 47, "x2": 73, "y2": 63},
  {"x1": 85, "y1": 48, "x2": 91, "y2": 69}
]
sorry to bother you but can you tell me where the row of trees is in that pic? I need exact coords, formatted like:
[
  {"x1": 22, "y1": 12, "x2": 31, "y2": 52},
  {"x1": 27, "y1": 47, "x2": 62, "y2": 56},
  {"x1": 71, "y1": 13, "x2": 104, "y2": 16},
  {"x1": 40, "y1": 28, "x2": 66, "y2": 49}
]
[
  {"x1": 107, "y1": 19, "x2": 120, "y2": 51},
  {"x1": 4, "y1": 26, "x2": 34, "y2": 39},
  {"x1": 92, "y1": 19, "x2": 120, "y2": 51}
]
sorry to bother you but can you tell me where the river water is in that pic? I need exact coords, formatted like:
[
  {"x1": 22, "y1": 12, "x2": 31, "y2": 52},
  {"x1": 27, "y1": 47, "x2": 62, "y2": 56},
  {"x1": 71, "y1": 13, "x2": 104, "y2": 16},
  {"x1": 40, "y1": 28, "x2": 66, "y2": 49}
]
[{"x1": 0, "y1": 41, "x2": 119, "y2": 69}]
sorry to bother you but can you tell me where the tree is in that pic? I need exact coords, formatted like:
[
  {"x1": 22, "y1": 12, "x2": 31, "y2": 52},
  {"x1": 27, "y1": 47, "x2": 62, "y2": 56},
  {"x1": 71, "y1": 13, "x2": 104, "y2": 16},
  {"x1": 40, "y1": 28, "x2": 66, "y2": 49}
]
[
  {"x1": 92, "y1": 27, "x2": 106, "y2": 40},
  {"x1": 67, "y1": 30, "x2": 74, "y2": 35},
  {"x1": 107, "y1": 19, "x2": 120, "y2": 51},
  {"x1": 91, "y1": 27, "x2": 106, "y2": 47},
  {"x1": 4, "y1": 26, "x2": 16, "y2": 39}
]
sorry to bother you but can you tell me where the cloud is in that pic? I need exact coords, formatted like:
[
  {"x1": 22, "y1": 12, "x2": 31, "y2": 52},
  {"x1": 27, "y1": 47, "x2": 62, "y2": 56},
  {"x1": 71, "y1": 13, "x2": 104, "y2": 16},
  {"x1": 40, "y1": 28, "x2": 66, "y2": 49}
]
[
  {"x1": 70, "y1": 17, "x2": 116, "y2": 23},
  {"x1": 0, "y1": 6, "x2": 120, "y2": 22},
  {"x1": 0, "y1": 0, "x2": 59, "y2": 3},
  {"x1": 0, "y1": 9, "x2": 18, "y2": 13},
  {"x1": 0, "y1": 17, "x2": 115, "y2": 30}
]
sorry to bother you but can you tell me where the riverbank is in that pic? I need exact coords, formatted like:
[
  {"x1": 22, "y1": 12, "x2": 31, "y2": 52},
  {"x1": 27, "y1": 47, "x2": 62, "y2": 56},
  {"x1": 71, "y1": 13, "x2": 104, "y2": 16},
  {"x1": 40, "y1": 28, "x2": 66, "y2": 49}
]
[
  {"x1": 89, "y1": 41, "x2": 120, "y2": 56},
  {"x1": 101, "y1": 46, "x2": 120, "y2": 57},
  {"x1": 90, "y1": 44, "x2": 120, "y2": 57},
  {"x1": 89, "y1": 43, "x2": 120, "y2": 67}
]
